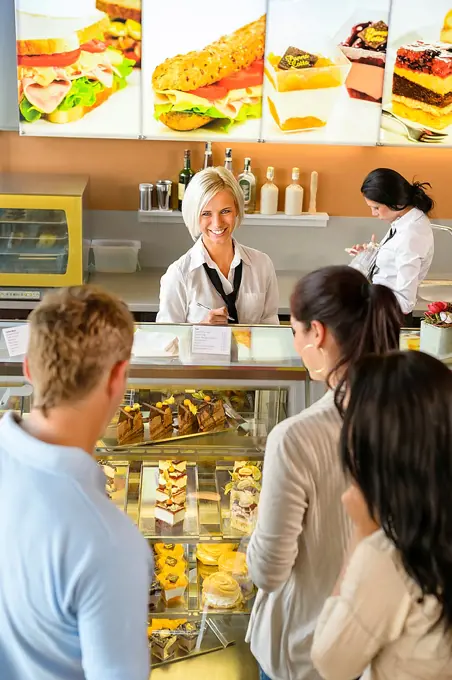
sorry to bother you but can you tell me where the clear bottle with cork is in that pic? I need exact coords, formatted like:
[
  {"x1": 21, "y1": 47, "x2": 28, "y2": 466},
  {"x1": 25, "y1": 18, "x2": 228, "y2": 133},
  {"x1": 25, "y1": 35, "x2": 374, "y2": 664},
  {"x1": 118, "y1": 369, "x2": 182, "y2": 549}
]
[
  {"x1": 260, "y1": 166, "x2": 279, "y2": 215},
  {"x1": 203, "y1": 142, "x2": 213, "y2": 169},
  {"x1": 238, "y1": 157, "x2": 256, "y2": 213},
  {"x1": 224, "y1": 147, "x2": 233, "y2": 172},
  {"x1": 284, "y1": 167, "x2": 304, "y2": 215},
  {"x1": 178, "y1": 149, "x2": 194, "y2": 210}
]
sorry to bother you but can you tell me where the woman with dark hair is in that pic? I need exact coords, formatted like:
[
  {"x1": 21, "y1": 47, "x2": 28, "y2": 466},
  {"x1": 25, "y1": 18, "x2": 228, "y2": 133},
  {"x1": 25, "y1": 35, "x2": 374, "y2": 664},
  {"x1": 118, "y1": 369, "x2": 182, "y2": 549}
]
[
  {"x1": 312, "y1": 351, "x2": 452, "y2": 679},
  {"x1": 349, "y1": 167, "x2": 434, "y2": 319},
  {"x1": 246, "y1": 265, "x2": 403, "y2": 680}
]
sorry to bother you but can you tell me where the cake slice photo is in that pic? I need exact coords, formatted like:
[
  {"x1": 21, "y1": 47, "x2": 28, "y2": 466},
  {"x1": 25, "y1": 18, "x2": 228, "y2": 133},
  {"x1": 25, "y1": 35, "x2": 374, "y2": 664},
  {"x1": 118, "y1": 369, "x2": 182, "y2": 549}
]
[
  {"x1": 339, "y1": 20, "x2": 388, "y2": 103},
  {"x1": 391, "y1": 41, "x2": 452, "y2": 130},
  {"x1": 264, "y1": 45, "x2": 351, "y2": 132}
]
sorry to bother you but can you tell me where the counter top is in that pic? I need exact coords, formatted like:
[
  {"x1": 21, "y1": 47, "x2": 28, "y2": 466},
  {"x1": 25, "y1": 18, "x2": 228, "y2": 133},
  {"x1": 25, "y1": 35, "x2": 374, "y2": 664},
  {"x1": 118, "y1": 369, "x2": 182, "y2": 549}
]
[{"x1": 0, "y1": 268, "x2": 444, "y2": 315}]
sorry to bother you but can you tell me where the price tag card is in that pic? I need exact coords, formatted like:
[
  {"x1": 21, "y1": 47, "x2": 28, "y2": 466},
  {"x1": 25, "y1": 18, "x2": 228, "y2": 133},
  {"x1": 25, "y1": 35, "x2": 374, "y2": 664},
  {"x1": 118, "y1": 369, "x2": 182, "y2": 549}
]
[
  {"x1": 191, "y1": 325, "x2": 232, "y2": 356},
  {"x1": 2, "y1": 325, "x2": 30, "y2": 357}
]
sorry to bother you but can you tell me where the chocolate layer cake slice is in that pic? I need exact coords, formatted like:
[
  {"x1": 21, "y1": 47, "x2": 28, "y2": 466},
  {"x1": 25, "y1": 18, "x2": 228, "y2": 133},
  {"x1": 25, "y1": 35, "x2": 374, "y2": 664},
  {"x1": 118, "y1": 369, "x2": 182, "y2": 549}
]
[
  {"x1": 117, "y1": 404, "x2": 144, "y2": 445},
  {"x1": 340, "y1": 20, "x2": 388, "y2": 103},
  {"x1": 392, "y1": 41, "x2": 452, "y2": 130},
  {"x1": 178, "y1": 400, "x2": 199, "y2": 435},
  {"x1": 150, "y1": 630, "x2": 177, "y2": 661},
  {"x1": 197, "y1": 398, "x2": 226, "y2": 431},
  {"x1": 145, "y1": 401, "x2": 173, "y2": 439}
]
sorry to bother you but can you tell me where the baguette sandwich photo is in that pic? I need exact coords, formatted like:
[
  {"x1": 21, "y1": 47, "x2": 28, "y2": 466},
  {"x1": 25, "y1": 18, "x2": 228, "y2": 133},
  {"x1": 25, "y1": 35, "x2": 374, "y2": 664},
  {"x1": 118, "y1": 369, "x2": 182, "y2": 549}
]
[
  {"x1": 17, "y1": 10, "x2": 134, "y2": 124},
  {"x1": 95, "y1": 0, "x2": 141, "y2": 67},
  {"x1": 152, "y1": 15, "x2": 266, "y2": 132}
]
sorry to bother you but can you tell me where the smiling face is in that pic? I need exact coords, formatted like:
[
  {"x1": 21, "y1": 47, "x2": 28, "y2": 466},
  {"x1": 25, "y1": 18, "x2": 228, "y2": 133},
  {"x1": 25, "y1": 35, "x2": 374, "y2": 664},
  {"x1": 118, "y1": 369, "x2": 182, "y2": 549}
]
[
  {"x1": 199, "y1": 189, "x2": 237, "y2": 249},
  {"x1": 364, "y1": 197, "x2": 404, "y2": 222}
]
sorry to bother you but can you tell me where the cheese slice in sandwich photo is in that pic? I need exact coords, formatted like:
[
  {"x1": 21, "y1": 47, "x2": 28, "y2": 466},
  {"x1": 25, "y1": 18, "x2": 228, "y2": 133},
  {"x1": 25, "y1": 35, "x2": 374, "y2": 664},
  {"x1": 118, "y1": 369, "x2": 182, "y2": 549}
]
[
  {"x1": 152, "y1": 15, "x2": 266, "y2": 132},
  {"x1": 95, "y1": 0, "x2": 141, "y2": 67},
  {"x1": 16, "y1": 9, "x2": 135, "y2": 124}
]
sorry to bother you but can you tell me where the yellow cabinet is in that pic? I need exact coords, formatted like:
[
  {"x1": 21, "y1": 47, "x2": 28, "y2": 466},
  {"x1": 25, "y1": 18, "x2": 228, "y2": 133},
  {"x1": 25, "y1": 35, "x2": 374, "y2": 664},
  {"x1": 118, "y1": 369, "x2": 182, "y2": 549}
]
[{"x1": 0, "y1": 173, "x2": 88, "y2": 293}]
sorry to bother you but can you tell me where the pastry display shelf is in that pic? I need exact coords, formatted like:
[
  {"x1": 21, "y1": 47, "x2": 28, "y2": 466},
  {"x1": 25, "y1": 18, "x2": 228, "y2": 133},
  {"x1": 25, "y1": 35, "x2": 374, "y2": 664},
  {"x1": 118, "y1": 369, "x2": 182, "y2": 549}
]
[
  {"x1": 149, "y1": 617, "x2": 234, "y2": 669},
  {"x1": 138, "y1": 209, "x2": 329, "y2": 228},
  {"x1": 103, "y1": 459, "x2": 258, "y2": 545}
]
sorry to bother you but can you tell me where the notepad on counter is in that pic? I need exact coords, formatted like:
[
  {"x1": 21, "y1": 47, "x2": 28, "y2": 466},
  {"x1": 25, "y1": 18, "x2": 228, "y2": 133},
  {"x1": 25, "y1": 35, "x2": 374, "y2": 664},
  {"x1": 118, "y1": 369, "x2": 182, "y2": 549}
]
[
  {"x1": 2, "y1": 325, "x2": 30, "y2": 357},
  {"x1": 132, "y1": 330, "x2": 179, "y2": 357}
]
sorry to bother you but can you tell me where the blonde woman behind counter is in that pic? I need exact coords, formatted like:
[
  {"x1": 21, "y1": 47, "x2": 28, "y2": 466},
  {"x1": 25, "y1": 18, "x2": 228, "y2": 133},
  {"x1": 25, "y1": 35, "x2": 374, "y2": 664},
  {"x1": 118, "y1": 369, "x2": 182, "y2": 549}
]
[{"x1": 156, "y1": 167, "x2": 280, "y2": 325}]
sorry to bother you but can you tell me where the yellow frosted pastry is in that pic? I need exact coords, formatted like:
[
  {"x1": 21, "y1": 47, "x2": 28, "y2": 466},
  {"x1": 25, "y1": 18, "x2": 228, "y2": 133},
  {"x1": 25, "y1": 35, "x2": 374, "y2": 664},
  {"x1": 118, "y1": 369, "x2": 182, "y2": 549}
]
[
  {"x1": 153, "y1": 543, "x2": 184, "y2": 559},
  {"x1": 202, "y1": 571, "x2": 243, "y2": 609},
  {"x1": 218, "y1": 550, "x2": 254, "y2": 598},
  {"x1": 156, "y1": 554, "x2": 186, "y2": 576},
  {"x1": 196, "y1": 543, "x2": 238, "y2": 566}
]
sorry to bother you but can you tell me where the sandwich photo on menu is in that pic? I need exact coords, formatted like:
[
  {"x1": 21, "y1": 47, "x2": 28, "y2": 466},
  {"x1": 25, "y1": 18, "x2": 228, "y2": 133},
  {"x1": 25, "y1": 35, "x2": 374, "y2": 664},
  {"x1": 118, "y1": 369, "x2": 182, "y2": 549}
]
[
  {"x1": 151, "y1": 15, "x2": 266, "y2": 132},
  {"x1": 16, "y1": 8, "x2": 134, "y2": 124},
  {"x1": 95, "y1": 0, "x2": 141, "y2": 66}
]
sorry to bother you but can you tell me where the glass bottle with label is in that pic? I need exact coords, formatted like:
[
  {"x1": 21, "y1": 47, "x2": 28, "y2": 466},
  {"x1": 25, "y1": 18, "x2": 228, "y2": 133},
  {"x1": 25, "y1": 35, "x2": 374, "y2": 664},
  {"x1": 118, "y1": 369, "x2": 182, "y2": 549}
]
[
  {"x1": 284, "y1": 167, "x2": 304, "y2": 215},
  {"x1": 178, "y1": 150, "x2": 194, "y2": 210},
  {"x1": 203, "y1": 142, "x2": 213, "y2": 169},
  {"x1": 238, "y1": 158, "x2": 256, "y2": 214},
  {"x1": 224, "y1": 148, "x2": 233, "y2": 172},
  {"x1": 260, "y1": 166, "x2": 278, "y2": 215}
]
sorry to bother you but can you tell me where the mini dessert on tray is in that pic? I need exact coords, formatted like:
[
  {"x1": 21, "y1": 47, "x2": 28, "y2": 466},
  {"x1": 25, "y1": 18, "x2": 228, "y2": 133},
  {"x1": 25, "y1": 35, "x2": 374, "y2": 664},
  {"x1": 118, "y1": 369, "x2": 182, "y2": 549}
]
[
  {"x1": 196, "y1": 543, "x2": 238, "y2": 566},
  {"x1": 146, "y1": 400, "x2": 174, "y2": 439},
  {"x1": 117, "y1": 403, "x2": 144, "y2": 445},
  {"x1": 178, "y1": 399, "x2": 199, "y2": 435},
  {"x1": 154, "y1": 543, "x2": 185, "y2": 559},
  {"x1": 156, "y1": 553, "x2": 186, "y2": 576},
  {"x1": 226, "y1": 462, "x2": 262, "y2": 534},
  {"x1": 150, "y1": 629, "x2": 177, "y2": 661},
  {"x1": 196, "y1": 396, "x2": 227, "y2": 431},
  {"x1": 149, "y1": 579, "x2": 163, "y2": 612},
  {"x1": 176, "y1": 621, "x2": 201, "y2": 653},
  {"x1": 392, "y1": 41, "x2": 452, "y2": 130},
  {"x1": 157, "y1": 571, "x2": 188, "y2": 604},
  {"x1": 264, "y1": 46, "x2": 350, "y2": 132},
  {"x1": 202, "y1": 571, "x2": 243, "y2": 609},
  {"x1": 339, "y1": 20, "x2": 388, "y2": 102},
  {"x1": 155, "y1": 460, "x2": 188, "y2": 526},
  {"x1": 218, "y1": 550, "x2": 254, "y2": 599}
]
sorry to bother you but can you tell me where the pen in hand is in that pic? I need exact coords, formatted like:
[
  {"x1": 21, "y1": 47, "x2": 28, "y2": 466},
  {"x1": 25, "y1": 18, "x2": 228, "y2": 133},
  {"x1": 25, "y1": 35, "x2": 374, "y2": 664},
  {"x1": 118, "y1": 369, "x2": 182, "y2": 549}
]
[{"x1": 196, "y1": 302, "x2": 234, "y2": 322}]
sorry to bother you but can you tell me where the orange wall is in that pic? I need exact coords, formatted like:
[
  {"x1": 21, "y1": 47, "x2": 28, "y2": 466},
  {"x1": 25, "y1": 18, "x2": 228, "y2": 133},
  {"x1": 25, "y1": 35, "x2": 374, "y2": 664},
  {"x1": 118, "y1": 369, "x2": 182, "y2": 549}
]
[{"x1": 1, "y1": 130, "x2": 452, "y2": 217}]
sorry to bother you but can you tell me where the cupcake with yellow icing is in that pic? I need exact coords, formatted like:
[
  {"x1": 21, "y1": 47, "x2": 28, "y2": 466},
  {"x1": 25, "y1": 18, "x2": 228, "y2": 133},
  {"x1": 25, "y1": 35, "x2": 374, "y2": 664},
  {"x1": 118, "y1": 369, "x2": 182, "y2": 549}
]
[
  {"x1": 202, "y1": 571, "x2": 243, "y2": 609},
  {"x1": 196, "y1": 543, "x2": 238, "y2": 566},
  {"x1": 218, "y1": 550, "x2": 254, "y2": 599}
]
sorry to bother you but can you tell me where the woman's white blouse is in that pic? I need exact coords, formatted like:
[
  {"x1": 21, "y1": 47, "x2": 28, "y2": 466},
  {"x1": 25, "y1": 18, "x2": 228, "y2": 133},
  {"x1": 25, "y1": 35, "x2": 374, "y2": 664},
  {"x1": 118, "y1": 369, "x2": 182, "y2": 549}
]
[
  {"x1": 372, "y1": 208, "x2": 434, "y2": 314},
  {"x1": 156, "y1": 238, "x2": 280, "y2": 324}
]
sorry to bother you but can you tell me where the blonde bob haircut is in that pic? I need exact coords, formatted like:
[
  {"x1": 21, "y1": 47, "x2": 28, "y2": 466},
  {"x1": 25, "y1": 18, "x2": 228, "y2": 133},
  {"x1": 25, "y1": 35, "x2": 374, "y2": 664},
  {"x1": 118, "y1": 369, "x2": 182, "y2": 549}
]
[{"x1": 182, "y1": 166, "x2": 245, "y2": 241}]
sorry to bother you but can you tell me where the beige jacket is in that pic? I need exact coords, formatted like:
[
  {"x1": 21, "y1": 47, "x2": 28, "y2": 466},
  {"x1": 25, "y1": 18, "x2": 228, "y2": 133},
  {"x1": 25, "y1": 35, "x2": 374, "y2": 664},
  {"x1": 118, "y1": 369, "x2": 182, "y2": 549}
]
[
  {"x1": 312, "y1": 530, "x2": 452, "y2": 680},
  {"x1": 246, "y1": 391, "x2": 352, "y2": 680}
]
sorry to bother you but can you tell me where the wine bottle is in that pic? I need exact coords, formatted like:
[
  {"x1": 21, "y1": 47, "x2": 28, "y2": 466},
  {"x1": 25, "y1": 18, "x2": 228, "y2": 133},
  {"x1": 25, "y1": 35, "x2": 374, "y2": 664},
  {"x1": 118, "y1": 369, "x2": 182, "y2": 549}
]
[{"x1": 178, "y1": 150, "x2": 194, "y2": 210}]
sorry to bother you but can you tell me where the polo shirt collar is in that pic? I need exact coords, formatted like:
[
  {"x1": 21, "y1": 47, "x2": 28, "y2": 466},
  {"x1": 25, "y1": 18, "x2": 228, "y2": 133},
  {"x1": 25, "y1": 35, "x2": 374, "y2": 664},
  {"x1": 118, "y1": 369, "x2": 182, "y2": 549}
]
[
  {"x1": 0, "y1": 411, "x2": 105, "y2": 490},
  {"x1": 188, "y1": 237, "x2": 251, "y2": 273}
]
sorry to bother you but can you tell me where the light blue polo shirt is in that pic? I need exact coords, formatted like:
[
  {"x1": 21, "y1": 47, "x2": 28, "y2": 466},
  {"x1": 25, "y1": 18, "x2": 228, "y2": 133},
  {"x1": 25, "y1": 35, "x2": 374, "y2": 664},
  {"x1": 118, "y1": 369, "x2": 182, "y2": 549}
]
[{"x1": 0, "y1": 412, "x2": 152, "y2": 680}]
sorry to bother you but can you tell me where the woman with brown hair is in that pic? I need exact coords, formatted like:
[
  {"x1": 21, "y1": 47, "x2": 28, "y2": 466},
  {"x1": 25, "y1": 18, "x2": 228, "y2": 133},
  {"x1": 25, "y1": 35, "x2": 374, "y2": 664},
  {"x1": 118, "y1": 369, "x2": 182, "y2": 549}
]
[{"x1": 246, "y1": 265, "x2": 403, "y2": 680}]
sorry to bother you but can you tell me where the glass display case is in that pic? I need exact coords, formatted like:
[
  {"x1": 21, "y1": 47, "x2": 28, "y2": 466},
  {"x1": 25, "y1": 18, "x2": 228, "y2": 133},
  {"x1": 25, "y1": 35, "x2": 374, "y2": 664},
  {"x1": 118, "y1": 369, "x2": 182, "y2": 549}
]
[
  {"x1": 0, "y1": 322, "x2": 307, "y2": 680},
  {"x1": 0, "y1": 174, "x2": 89, "y2": 299}
]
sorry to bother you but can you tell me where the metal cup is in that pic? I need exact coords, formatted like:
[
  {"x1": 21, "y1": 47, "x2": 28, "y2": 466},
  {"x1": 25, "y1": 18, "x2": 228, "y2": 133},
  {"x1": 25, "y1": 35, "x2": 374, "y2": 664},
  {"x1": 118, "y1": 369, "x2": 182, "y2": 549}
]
[
  {"x1": 139, "y1": 183, "x2": 153, "y2": 212},
  {"x1": 156, "y1": 180, "x2": 172, "y2": 211}
]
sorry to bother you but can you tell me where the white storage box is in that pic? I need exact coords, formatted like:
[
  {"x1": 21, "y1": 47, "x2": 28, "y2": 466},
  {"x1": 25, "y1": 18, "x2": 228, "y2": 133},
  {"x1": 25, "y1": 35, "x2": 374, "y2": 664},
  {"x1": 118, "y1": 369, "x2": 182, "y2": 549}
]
[{"x1": 91, "y1": 239, "x2": 141, "y2": 273}]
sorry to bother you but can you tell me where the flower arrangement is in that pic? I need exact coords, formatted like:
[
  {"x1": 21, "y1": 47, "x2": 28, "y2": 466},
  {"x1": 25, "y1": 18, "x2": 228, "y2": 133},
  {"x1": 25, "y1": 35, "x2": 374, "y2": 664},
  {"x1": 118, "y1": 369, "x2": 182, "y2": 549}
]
[{"x1": 423, "y1": 301, "x2": 452, "y2": 326}]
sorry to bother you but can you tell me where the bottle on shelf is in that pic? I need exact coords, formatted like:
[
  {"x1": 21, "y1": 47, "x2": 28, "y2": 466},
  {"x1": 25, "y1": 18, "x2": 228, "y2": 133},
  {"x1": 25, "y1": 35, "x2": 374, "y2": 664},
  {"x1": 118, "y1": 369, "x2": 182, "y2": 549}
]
[
  {"x1": 224, "y1": 147, "x2": 233, "y2": 172},
  {"x1": 238, "y1": 157, "x2": 256, "y2": 214},
  {"x1": 202, "y1": 141, "x2": 213, "y2": 169},
  {"x1": 284, "y1": 167, "x2": 304, "y2": 216},
  {"x1": 178, "y1": 149, "x2": 194, "y2": 211},
  {"x1": 260, "y1": 166, "x2": 278, "y2": 215}
]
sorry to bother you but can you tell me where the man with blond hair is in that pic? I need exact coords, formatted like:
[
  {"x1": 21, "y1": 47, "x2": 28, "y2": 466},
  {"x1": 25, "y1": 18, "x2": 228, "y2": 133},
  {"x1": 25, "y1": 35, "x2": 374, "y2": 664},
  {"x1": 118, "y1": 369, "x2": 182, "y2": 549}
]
[{"x1": 0, "y1": 286, "x2": 151, "y2": 680}]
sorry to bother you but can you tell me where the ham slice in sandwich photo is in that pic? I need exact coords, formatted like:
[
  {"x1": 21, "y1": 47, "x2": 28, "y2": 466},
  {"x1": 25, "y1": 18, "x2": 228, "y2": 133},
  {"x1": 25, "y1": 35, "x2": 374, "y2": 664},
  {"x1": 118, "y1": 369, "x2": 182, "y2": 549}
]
[{"x1": 16, "y1": 9, "x2": 134, "y2": 124}]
